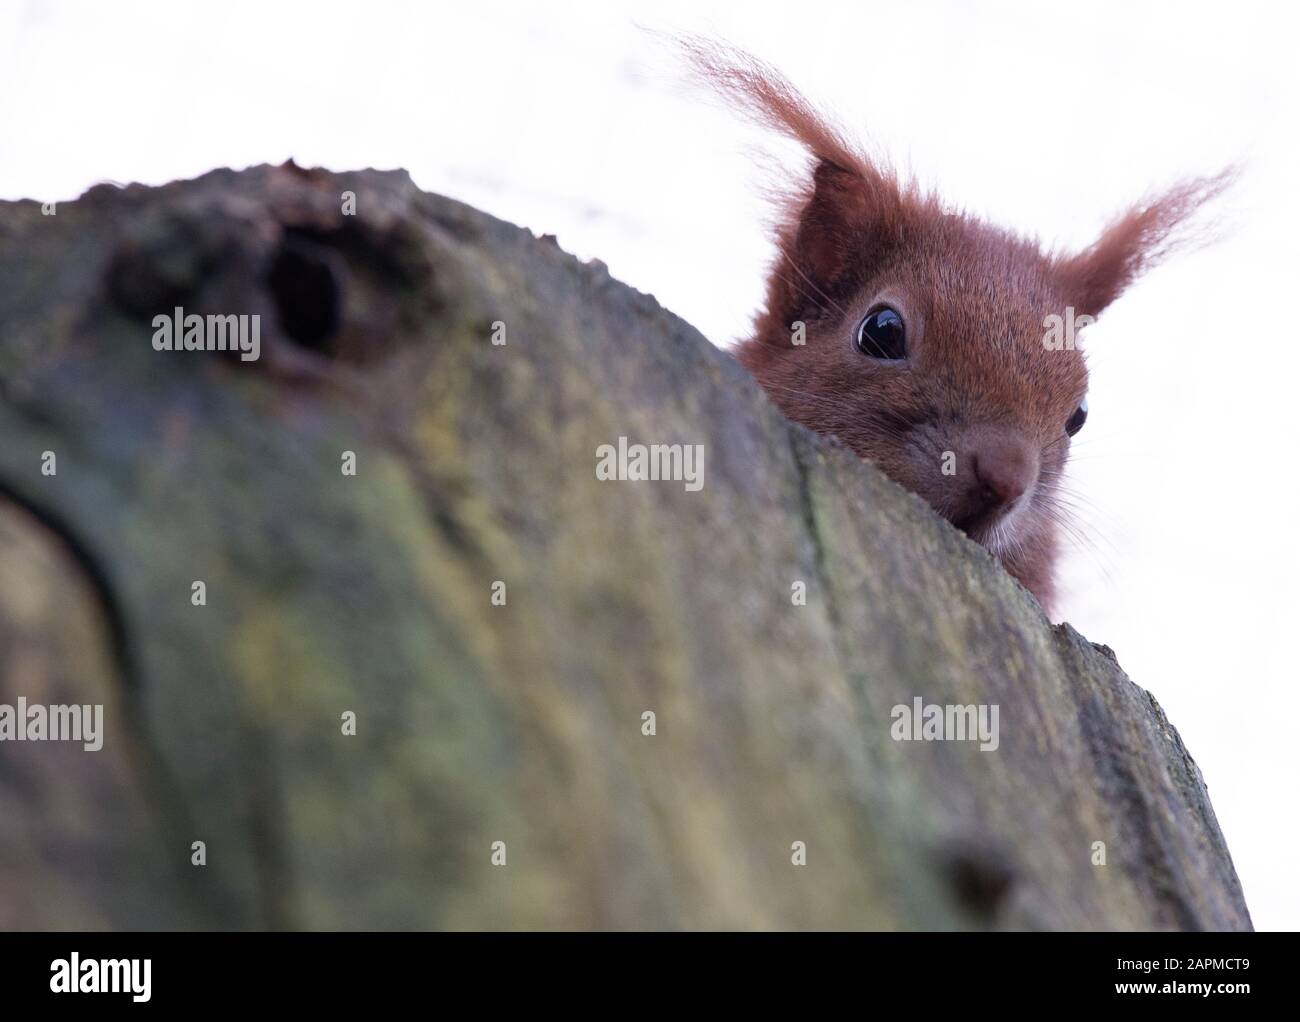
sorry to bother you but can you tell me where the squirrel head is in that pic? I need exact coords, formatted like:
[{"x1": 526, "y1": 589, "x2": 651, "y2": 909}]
[{"x1": 685, "y1": 39, "x2": 1232, "y2": 613}]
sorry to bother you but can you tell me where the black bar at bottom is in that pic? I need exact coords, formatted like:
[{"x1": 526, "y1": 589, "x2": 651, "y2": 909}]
[{"x1": 0, "y1": 931, "x2": 1286, "y2": 1010}]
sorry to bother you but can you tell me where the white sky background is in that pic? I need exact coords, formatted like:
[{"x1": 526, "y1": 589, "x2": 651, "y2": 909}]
[{"x1": 2, "y1": 0, "x2": 1297, "y2": 930}]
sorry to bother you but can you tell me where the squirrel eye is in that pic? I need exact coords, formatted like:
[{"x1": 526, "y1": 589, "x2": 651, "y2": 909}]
[
  {"x1": 1066, "y1": 398, "x2": 1088, "y2": 437},
  {"x1": 856, "y1": 306, "x2": 906, "y2": 360}
]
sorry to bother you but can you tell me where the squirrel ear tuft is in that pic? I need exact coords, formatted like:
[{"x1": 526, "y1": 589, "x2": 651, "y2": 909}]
[
  {"x1": 678, "y1": 36, "x2": 875, "y2": 179},
  {"x1": 678, "y1": 37, "x2": 909, "y2": 317},
  {"x1": 1059, "y1": 169, "x2": 1235, "y2": 318}
]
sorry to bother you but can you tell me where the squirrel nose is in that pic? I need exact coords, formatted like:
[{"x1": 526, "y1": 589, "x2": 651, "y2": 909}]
[{"x1": 970, "y1": 437, "x2": 1036, "y2": 514}]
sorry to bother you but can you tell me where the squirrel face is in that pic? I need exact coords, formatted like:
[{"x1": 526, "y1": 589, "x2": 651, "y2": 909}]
[
  {"x1": 687, "y1": 39, "x2": 1230, "y2": 614},
  {"x1": 742, "y1": 212, "x2": 1091, "y2": 609}
]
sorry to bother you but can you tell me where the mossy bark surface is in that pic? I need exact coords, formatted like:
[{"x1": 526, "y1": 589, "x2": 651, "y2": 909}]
[{"x1": 0, "y1": 165, "x2": 1251, "y2": 930}]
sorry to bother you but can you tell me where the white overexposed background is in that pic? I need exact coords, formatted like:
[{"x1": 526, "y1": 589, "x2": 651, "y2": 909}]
[{"x1": 2, "y1": 0, "x2": 1296, "y2": 930}]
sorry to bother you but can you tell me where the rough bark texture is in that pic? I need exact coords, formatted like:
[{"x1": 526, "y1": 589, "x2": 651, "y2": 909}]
[{"x1": 0, "y1": 164, "x2": 1251, "y2": 930}]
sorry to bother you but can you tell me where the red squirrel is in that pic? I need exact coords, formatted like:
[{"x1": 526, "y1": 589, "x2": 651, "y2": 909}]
[{"x1": 685, "y1": 41, "x2": 1230, "y2": 615}]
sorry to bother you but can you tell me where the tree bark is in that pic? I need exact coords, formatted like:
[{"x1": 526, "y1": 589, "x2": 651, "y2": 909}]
[{"x1": 0, "y1": 164, "x2": 1252, "y2": 930}]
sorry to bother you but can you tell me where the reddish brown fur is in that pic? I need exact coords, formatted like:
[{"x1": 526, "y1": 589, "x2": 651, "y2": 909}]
[{"x1": 684, "y1": 40, "x2": 1230, "y2": 615}]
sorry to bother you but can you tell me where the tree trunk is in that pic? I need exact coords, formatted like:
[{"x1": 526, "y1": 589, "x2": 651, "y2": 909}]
[{"x1": 0, "y1": 164, "x2": 1251, "y2": 930}]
